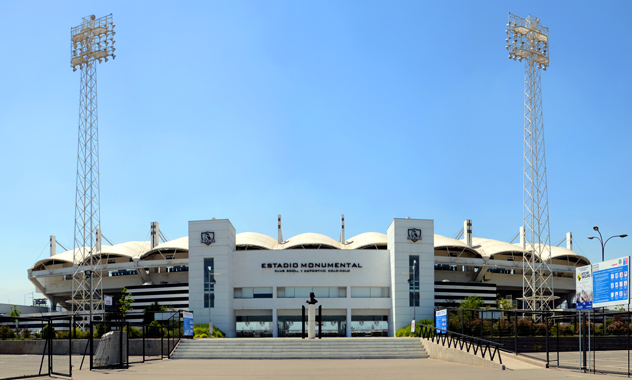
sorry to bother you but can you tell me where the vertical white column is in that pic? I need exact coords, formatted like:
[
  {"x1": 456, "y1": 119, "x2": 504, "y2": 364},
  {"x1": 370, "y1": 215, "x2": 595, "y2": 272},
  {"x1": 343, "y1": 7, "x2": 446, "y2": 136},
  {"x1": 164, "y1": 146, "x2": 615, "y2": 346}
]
[
  {"x1": 150, "y1": 222, "x2": 159, "y2": 249},
  {"x1": 189, "y1": 219, "x2": 237, "y2": 337},
  {"x1": 308, "y1": 304, "x2": 316, "y2": 339},
  {"x1": 388, "y1": 218, "x2": 434, "y2": 336},
  {"x1": 464, "y1": 219, "x2": 472, "y2": 247},
  {"x1": 273, "y1": 309, "x2": 278, "y2": 338},
  {"x1": 346, "y1": 308, "x2": 352, "y2": 337},
  {"x1": 50, "y1": 236, "x2": 56, "y2": 257}
]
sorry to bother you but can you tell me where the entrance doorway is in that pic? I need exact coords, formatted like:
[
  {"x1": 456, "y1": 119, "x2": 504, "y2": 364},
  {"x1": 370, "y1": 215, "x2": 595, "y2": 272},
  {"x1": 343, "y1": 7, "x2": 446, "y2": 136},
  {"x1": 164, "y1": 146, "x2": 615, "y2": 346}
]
[{"x1": 277, "y1": 315, "x2": 346, "y2": 337}]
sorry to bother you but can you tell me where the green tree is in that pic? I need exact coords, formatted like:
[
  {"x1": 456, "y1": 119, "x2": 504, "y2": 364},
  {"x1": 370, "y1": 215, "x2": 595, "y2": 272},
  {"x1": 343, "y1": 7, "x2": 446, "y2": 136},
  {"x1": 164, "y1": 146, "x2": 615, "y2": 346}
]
[
  {"x1": 9, "y1": 305, "x2": 21, "y2": 329},
  {"x1": 496, "y1": 294, "x2": 514, "y2": 310},
  {"x1": 143, "y1": 301, "x2": 167, "y2": 325},
  {"x1": 459, "y1": 296, "x2": 485, "y2": 310},
  {"x1": 119, "y1": 288, "x2": 135, "y2": 320}
]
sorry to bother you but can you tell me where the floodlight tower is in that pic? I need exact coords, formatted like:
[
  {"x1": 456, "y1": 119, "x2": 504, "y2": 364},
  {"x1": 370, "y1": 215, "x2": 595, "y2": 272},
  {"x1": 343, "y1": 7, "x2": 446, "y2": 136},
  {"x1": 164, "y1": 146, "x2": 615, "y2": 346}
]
[
  {"x1": 505, "y1": 14, "x2": 555, "y2": 313},
  {"x1": 70, "y1": 14, "x2": 116, "y2": 327}
]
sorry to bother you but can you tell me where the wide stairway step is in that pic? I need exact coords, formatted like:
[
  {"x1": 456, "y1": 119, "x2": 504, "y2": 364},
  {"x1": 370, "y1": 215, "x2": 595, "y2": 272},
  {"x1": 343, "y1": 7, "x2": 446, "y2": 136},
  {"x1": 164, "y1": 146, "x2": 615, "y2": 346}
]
[{"x1": 171, "y1": 338, "x2": 428, "y2": 360}]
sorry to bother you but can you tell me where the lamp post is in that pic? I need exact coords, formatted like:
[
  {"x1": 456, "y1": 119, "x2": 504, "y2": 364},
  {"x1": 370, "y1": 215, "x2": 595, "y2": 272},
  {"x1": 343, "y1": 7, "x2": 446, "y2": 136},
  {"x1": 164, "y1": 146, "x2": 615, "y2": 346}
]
[
  {"x1": 207, "y1": 266, "x2": 215, "y2": 337},
  {"x1": 588, "y1": 226, "x2": 628, "y2": 262}
]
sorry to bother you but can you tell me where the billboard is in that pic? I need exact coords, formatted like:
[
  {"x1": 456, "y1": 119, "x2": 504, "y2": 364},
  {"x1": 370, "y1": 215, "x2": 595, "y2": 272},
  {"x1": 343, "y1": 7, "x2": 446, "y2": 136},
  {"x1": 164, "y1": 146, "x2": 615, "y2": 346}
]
[
  {"x1": 183, "y1": 311, "x2": 194, "y2": 337},
  {"x1": 435, "y1": 309, "x2": 447, "y2": 334},
  {"x1": 575, "y1": 265, "x2": 593, "y2": 311},
  {"x1": 592, "y1": 256, "x2": 630, "y2": 309}
]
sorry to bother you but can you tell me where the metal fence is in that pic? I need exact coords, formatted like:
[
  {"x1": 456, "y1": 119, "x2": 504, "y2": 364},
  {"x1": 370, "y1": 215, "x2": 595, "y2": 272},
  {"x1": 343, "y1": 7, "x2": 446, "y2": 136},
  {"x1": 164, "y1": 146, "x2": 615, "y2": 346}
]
[
  {"x1": 0, "y1": 315, "x2": 72, "y2": 380},
  {"x1": 444, "y1": 307, "x2": 632, "y2": 376}
]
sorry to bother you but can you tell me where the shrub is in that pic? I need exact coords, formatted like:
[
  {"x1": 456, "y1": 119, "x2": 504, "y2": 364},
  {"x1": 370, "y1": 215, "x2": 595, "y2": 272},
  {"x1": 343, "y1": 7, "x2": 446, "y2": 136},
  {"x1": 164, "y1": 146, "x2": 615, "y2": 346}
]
[
  {"x1": 193, "y1": 324, "x2": 225, "y2": 338},
  {"x1": 0, "y1": 326, "x2": 16, "y2": 340},
  {"x1": 194, "y1": 334, "x2": 209, "y2": 339},
  {"x1": 42, "y1": 325, "x2": 56, "y2": 339},
  {"x1": 20, "y1": 329, "x2": 32, "y2": 340},
  {"x1": 395, "y1": 319, "x2": 433, "y2": 337}
]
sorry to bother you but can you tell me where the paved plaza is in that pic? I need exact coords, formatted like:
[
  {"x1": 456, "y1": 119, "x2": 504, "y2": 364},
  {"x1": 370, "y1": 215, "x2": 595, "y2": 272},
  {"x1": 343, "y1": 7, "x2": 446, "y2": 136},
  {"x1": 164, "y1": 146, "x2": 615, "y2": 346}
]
[{"x1": 67, "y1": 357, "x2": 593, "y2": 380}]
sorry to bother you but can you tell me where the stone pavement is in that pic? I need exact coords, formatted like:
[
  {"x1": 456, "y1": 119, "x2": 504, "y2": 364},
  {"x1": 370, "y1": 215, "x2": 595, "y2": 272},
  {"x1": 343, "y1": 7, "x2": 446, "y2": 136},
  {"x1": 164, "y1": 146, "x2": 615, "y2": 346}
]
[{"x1": 68, "y1": 358, "x2": 593, "y2": 380}]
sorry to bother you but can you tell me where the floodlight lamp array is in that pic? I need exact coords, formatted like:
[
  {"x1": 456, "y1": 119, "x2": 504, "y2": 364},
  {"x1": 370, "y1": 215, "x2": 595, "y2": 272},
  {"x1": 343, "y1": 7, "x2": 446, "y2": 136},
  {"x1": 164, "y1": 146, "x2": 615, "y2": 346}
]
[
  {"x1": 505, "y1": 13, "x2": 549, "y2": 70},
  {"x1": 70, "y1": 14, "x2": 116, "y2": 71}
]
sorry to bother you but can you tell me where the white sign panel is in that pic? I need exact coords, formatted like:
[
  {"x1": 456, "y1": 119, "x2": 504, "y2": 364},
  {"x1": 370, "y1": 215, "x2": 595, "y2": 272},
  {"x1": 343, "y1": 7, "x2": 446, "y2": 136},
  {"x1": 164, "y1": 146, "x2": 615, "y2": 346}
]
[
  {"x1": 104, "y1": 295, "x2": 113, "y2": 306},
  {"x1": 575, "y1": 265, "x2": 592, "y2": 311},
  {"x1": 593, "y1": 256, "x2": 630, "y2": 309}
]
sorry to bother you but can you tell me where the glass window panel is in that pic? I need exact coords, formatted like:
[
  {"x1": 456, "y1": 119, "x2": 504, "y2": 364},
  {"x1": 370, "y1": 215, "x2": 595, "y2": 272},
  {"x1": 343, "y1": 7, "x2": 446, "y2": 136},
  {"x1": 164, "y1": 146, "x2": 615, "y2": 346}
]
[
  {"x1": 234, "y1": 288, "x2": 243, "y2": 298},
  {"x1": 242, "y1": 288, "x2": 254, "y2": 298},
  {"x1": 370, "y1": 287, "x2": 381, "y2": 298},
  {"x1": 254, "y1": 287, "x2": 273, "y2": 294},
  {"x1": 277, "y1": 287, "x2": 285, "y2": 298},
  {"x1": 351, "y1": 287, "x2": 371, "y2": 298},
  {"x1": 381, "y1": 287, "x2": 389, "y2": 298},
  {"x1": 313, "y1": 287, "x2": 329, "y2": 298},
  {"x1": 286, "y1": 287, "x2": 295, "y2": 298},
  {"x1": 295, "y1": 287, "x2": 311, "y2": 298},
  {"x1": 338, "y1": 287, "x2": 347, "y2": 298}
]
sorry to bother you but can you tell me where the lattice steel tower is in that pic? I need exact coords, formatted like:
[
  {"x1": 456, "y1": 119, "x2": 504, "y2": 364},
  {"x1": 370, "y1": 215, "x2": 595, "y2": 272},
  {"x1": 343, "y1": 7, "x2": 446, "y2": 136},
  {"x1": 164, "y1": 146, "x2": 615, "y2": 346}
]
[
  {"x1": 70, "y1": 14, "x2": 116, "y2": 326},
  {"x1": 506, "y1": 14, "x2": 555, "y2": 312}
]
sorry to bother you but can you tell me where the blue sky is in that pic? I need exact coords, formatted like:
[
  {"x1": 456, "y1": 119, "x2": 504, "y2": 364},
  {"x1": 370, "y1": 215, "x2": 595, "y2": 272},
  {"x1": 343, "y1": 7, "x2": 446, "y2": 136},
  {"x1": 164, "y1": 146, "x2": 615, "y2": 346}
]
[{"x1": 1, "y1": 1, "x2": 631, "y2": 305}]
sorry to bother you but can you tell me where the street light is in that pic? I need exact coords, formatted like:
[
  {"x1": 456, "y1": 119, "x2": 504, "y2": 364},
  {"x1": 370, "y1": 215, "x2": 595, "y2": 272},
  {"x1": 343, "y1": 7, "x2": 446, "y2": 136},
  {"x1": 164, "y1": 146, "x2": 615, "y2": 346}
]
[
  {"x1": 206, "y1": 266, "x2": 217, "y2": 337},
  {"x1": 588, "y1": 226, "x2": 628, "y2": 262},
  {"x1": 406, "y1": 260, "x2": 418, "y2": 335}
]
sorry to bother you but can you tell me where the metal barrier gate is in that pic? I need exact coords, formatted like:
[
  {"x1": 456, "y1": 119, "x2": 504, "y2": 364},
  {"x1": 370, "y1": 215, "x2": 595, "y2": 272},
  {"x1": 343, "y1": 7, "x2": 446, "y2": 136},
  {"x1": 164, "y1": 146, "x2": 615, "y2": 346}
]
[{"x1": 0, "y1": 315, "x2": 72, "y2": 380}]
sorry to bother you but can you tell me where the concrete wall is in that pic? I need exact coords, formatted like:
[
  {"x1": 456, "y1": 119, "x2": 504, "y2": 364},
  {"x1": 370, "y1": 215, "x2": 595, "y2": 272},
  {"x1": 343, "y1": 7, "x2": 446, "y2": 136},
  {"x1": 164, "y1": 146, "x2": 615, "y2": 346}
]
[
  {"x1": 421, "y1": 337, "x2": 504, "y2": 370},
  {"x1": 0, "y1": 339, "x2": 174, "y2": 356}
]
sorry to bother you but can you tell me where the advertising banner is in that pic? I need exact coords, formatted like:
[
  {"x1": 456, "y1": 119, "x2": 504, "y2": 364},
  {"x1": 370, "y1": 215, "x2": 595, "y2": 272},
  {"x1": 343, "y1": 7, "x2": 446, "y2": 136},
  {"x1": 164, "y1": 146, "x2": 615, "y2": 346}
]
[
  {"x1": 435, "y1": 309, "x2": 447, "y2": 334},
  {"x1": 592, "y1": 256, "x2": 630, "y2": 309},
  {"x1": 575, "y1": 265, "x2": 593, "y2": 311},
  {"x1": 183, "y1": 311, "x2": 194, "y2": 337}
]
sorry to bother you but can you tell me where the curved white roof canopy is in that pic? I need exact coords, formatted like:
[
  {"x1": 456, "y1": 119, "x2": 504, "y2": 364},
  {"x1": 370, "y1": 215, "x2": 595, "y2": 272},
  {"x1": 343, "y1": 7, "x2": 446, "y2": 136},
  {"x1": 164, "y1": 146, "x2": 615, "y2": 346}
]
[
  {"x1": 31, "y1": 231, "x2": 590, "y2": 269},
  {"x1": 470, "y1": 237, "x2": 528, "y2": 260},
  {"x1": 141, "y1": 237, "x2": 189, "y2": 259},
  {"x1": 539, "y1": 245, "x2": 591, "y2": 266},
  {"x1": 346, "y1": 232, "x2": 387, "y2": 250},
  {"x1": 283, "y1": 233, "x2": 341, "y2": 250},
  {"x1": 435, "y1": 235, "x2": 482, "y2": 258},
  {"x1": 236, "y1": 232, "x2": 279, "y2": 250},
  {"x1": 82, "y1": 241, "x2": 150, "y2": 264}
]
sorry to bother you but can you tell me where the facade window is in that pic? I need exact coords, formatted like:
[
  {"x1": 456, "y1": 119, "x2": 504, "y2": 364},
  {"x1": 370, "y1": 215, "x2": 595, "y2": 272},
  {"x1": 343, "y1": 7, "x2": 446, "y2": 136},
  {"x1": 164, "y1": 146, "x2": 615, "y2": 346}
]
[
  {"x1": 277, "y1": 287, "x2": 346, "y2": 298},
  {"x1": 409, "y1": 255, "x2": 419, "y2": 307},
  {"x1": 204, "y1": 258, "x2": 214, "y2": 308},
  {"x1": 234, "y1": 287, "x2": 273, "y2": 299},
  {"x1": 350, "y1": 287, "x2": 389, "y2": 298}
]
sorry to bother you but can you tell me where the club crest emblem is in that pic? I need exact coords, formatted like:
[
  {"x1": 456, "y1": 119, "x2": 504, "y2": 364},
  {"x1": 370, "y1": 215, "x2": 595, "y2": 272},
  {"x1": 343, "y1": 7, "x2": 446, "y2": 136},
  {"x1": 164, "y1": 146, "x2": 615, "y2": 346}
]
[
  {"x1": 407, "y1": 229, "x2": 422, "y2": 242},
  {"x1": 201, "y1": 231, "x2": 215, "y2": 245}
]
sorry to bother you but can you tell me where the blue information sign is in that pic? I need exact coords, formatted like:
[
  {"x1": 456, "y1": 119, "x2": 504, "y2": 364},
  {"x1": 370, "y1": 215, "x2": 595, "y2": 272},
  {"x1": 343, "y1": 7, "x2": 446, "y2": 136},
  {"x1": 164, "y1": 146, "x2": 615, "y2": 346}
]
[
  {"x1": 593, "y1": 256, "x2": 630, "y2": 309},
  {"x1": 435, "y1": 309, "x2": 447, "y2": 334},
  {"x1": 183, "y1": 311, "x2": 194, "y2": 337}
]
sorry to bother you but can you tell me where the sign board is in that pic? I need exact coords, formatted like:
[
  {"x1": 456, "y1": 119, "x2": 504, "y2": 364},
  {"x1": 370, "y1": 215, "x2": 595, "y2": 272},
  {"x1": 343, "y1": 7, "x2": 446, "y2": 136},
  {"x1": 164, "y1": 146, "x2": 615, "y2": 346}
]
[
  {"x1": 183, "y1": 311, "x2": 194, "y2": 337},
  {"x1": 411, "y1": 319, "x2": 415, "y2": 334},
  {"x1": 575, "y1": 265, "x2": 593, "y2": 311},
  {"x1": 593, "y1": 256, "x2": 630, "y2": 309},
  {"x1": 435, "y1": 309, "x2": 447, "y2": 334},
  {"x1": 104, "y1": 295, "x2": 113, "y2": 306}
]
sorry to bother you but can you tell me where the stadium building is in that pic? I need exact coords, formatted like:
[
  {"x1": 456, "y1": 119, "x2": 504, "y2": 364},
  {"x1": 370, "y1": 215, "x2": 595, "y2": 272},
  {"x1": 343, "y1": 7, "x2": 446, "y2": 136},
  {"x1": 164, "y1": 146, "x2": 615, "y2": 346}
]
[{"x1": 28, "y1": 217, "x2": 589, "y2": 337}]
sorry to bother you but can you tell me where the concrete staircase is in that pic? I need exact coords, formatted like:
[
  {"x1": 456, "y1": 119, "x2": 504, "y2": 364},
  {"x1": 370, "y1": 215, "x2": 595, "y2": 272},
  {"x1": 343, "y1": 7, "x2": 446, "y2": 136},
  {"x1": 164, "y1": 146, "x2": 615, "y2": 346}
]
[{"x1": 171, "y1": 338, "x2": 428, "y2": 359}]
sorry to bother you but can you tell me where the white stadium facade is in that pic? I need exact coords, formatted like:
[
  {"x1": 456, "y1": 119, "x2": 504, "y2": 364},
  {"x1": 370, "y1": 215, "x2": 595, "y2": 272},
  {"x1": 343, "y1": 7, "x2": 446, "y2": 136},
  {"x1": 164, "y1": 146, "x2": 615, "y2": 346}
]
[{"x1": 28, "y1": 217, "x2": 590, "y2": 337}]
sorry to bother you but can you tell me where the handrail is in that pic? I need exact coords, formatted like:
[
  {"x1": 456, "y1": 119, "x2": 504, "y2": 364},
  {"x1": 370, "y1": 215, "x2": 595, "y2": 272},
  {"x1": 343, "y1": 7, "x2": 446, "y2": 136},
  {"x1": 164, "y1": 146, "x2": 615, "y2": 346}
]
[{"x1": 418, "y1": 323, "x2": 503, "y2": 365}]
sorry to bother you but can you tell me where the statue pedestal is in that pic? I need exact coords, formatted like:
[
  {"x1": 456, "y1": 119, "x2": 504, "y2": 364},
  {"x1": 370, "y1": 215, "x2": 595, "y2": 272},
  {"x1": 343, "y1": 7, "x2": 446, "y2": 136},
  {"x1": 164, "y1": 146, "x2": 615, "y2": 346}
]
[{"x1": 308, "y1": 304, "x2": 316, "y2": 339}]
